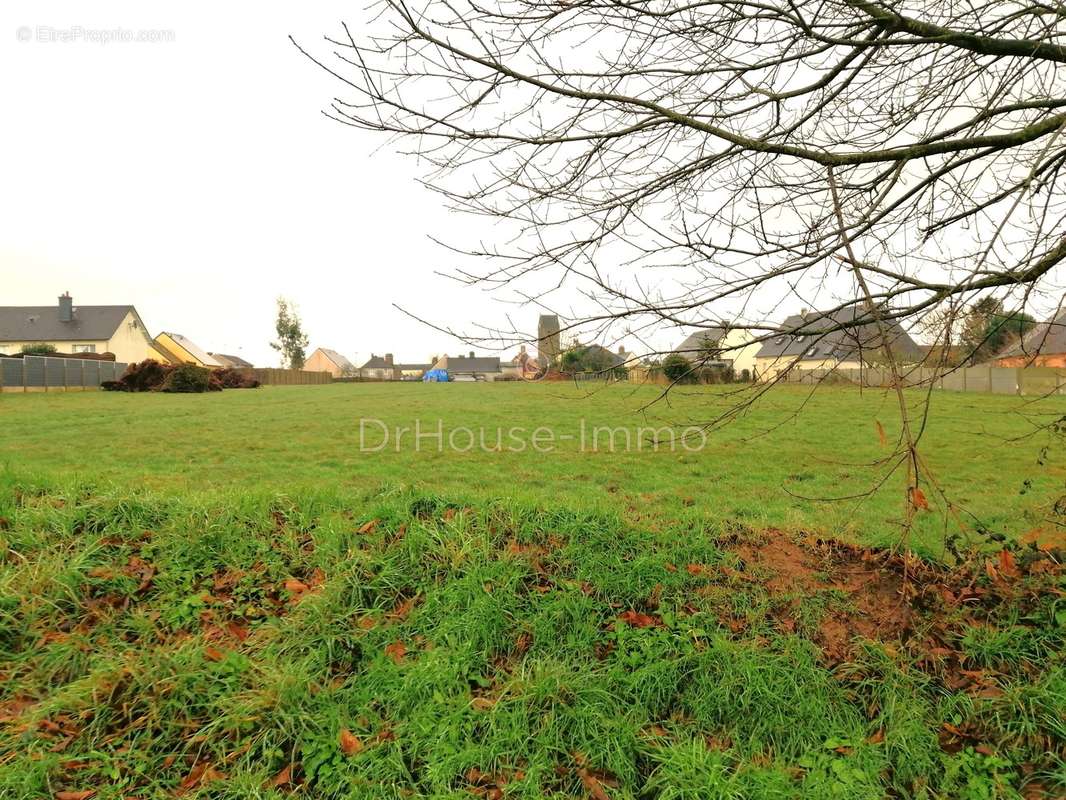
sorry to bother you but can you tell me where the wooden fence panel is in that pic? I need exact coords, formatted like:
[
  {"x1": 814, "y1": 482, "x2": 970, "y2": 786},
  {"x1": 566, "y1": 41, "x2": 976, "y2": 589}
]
[{"x1": 248, "y1": 368, "x2": 332, "y2": 386}]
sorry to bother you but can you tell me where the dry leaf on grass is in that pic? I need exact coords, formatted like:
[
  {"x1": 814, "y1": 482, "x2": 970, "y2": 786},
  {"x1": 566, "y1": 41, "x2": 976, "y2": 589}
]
[
  {"x1": 267, "y1": 763, "x2": 294, "y2": 788},
  {"x1": 283, "y1": 578, "x2": 309, "y2": 595},
  {"x1": 617, "y1": 610, "x2": 661, "y2": 628},
  {"x1": 576, "y1": 767, "x2": 611, "y2": 800},
  {"x1": 339, "y1": 729, "x2": 364, "y2": 756}
]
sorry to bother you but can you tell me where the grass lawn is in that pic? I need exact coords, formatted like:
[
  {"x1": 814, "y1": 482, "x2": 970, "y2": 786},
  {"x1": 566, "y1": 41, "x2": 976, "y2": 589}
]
[
  {"x1": 2, "y1": 382, "x2": 1066, "y2": 553},
  {"x1": 0, "y1": 383, "x2": 1063, "y2": 798}
]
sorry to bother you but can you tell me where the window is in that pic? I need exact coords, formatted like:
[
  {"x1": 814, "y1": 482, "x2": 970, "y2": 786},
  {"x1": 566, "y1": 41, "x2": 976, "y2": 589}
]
[
  {"x1": 72, "y1": 344, "x2": 96, "y2": 353},
  {"x1": 805, "y1": 346, "x2": 818, "y2": 357}
]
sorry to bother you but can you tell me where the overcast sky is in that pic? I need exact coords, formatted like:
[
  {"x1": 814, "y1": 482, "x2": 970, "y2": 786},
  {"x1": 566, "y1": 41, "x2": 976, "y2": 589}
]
[{"x1": 2, "y1": 3, "x2": 569, "y2": 367}]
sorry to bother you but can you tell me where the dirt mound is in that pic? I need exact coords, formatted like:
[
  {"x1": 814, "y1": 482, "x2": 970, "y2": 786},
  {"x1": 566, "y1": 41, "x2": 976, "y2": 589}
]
[
  {"x1": 726, "y1": 532, "x2": 1060, "y2": 664},
  {"x1": 732, "y1": 536, "x2": 912, "y2": 659}
]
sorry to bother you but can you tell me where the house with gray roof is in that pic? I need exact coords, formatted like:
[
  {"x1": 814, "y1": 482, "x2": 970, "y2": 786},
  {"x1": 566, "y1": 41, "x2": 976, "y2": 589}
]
[
  {"x1": 307, "y1": 347, "x2": 355, "y2": 377},
  {"x1": 431, "y1": 352, "x2": 503, "y2": 381},
  {"x1": 991, "y1": 309, "x2": 1066, "y2": 368},
  {"x1": 0, "y1": 293, "x2": 158, "y2": 364},
  {"x1": 209, "y1": 353, "x2": 254, "y2": 369},
  {"x1": 355, "y1": 352, "x2": 432, "y2": 380},
  {"x1": 673, "y1": 324, "x2": 761, "y2": 377},
  {"x1": 754, "y1": 306, "x2": 921, "y2": 381}
]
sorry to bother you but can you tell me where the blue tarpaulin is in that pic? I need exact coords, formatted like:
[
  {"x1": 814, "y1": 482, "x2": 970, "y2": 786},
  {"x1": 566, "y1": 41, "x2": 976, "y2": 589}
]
[{"x1": 422, "y1": 369, "x2": 450, "y2": 382}]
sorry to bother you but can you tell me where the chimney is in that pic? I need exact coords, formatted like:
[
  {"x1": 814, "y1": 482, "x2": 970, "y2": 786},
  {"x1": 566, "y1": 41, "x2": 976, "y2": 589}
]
[
  {"x1": 469, "y1": 350, "x2": 475, "y2": 359},
  {"x1": 58, "y1": 292, "x2": 73, "y2": 323},
  {"x1": 617, "y1": 345, "x2": 625, "y2": 355},
  {"x1": 384, "y1": 353, "x2": 394, "y2": 366}
]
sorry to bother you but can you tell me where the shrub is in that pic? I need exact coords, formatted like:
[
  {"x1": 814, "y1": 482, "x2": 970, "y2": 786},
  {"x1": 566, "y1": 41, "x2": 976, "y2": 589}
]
[
  {"x1": 102, "y1": 361, "x2": 259, "y2": 392},
  {"x1": 19, "y1": 344, "x2": 57, "y2": 355},
  {"x1": 212, "y1": 367, "x2": 260, "y2": 389},
  {"x1": 699, "y1": 365, "x2": 735, "y2": 384},
  {"x1": 102, "y1": 359, "x2": 173, "y2": 392},
  {"x1": 162, "y1": 364, "x2": 216, "y2": 393},
  {"x1": 662, "y1": 353, "x2": 692, "y2": 383}
]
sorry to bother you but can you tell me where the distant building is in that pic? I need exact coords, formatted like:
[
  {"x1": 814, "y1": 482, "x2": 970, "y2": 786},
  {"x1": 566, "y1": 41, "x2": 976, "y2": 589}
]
[
  {"x1": 209, "y1": 353, "x2": 254, "y2": 369},
  {"x1": 431, "y1": 351, "x2": 503, "y2": 381},
  {"x1": 360, "y1": 353, "x2": 395, "y2": 380},
  {"x1": 153, "y1": 332, "x2": 223, "y2": 367},
  {"x1": 992, "y1": 310, "x2": 1066, "y2": 367},
  {"x1": 395, "y1": 360, "x2": 432, "y2": 380},
  {"x1": 0, "y1": 293, "x2": 158, "y2": 364},
  {"x1": 537, "y1": 314, "x2": 561, "y2": 367},
  {"x1": 306, "y1": 347, "x2": 355, "y2": 377},
  {"x1": 565, "y1": 343, "x2": 632, "y2": 371},
  {"x1": 673, "y1": 326, "x2": 760, "y2": 377},
  {"x1": 358, "y1": 352, "x2": 434, "y2": 380},
  {"x1": 502, "y1": 344, "x2": 539, "y2": 378},
  {"x1": 753, "y1": 307, "x2": 921, "y2": 381}
]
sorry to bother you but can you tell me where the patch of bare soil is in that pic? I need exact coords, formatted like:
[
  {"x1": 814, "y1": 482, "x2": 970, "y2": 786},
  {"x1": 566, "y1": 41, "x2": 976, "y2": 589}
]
[{"x1": 729, "y1": 531, "x2": 1061, "y2": 664}]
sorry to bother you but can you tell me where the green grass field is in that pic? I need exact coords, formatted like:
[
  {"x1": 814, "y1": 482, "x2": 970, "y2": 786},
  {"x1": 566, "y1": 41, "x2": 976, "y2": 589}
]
[
  {"x1": 2, "y1": 382, "x2": 1066, "y2": 552},
  {"x1": 0, "y1": 384, "x2": 1063, "y2": 798}
]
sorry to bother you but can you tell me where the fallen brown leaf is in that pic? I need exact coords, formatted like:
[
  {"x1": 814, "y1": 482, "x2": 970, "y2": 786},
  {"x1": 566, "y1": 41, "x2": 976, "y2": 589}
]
[
  {"x1": 178, "y1": 762, "x2": 225, "y2": 794},
  {"x1": 384, "y1": 641, "x2": 407, "y2": 664},
  {"x1": 55, "y1": 791, "x2": 94, "y2": 800},
  {"x1": 203, "y1": 646, "x2": 225, "y2": 663},
  {"x1": 577, "y1": 767, "x2": 611, "y2": 800},
  {"x1": 339, "y1": 729, "x2": 364, "y2": 756},
  {"x1": 617, "y1": 610, "x2": 661, "y2": 628},
  {"x1": 283, "y1": 578, "x2": 309, "y2": 595},
  {"x1": 267, "y1": 763, "x2": 294, "y2": 788}
]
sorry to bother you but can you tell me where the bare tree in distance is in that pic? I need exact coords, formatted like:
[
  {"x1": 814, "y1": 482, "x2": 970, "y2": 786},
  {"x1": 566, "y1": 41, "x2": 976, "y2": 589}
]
[{"x1": 293, "y1": 0, "x2": 1066, "y2": 540}]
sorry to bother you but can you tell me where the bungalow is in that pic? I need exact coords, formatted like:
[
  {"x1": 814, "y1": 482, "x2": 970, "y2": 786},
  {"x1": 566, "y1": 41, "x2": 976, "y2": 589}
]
[
  {"x1": 754, "y1": 307, "x2": 921, "y2": 382},
  {"x1": 991, "y1": 310, "x2": 1066, "y2": 367},
  {"x1": 152, "y1": 332, "x2": 223, "y2": 368},
  {"x1": 673, "y1": 325, "x2": 760, "y2": 378},
  {"x1": 306, "y1": 347, "x2": 355, "y2": 378},
  {"x1": 209, "y1": 353, "x2": 254, "y2": 369},
  {"x1": 0, "y1": 293, "x2": 159, "y2": 364},
  {"x1": 431, "y1": 352, "x2": 503, "y2": 381}
]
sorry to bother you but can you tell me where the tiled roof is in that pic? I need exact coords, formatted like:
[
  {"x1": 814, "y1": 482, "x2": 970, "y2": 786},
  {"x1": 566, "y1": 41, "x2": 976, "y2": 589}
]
[
  {"x1": 673, "y1": 328, "x2": 728, "y2": 357},
  {"x1": 995, "y1": 309, "x2": 1066, "y2": 358},
  {"x1": 209, "y1": 353, "x2": 254, "y2": 369},
  {"x1": 755, "y1": 307, "x2": 921, "y2": 362},
  {"x1": 315, "y1": 348, "x2": 354, "y2": 370},
  {"x1": 163, "y1": 333, "x2": 223, "y2": 367},
  {"x1": 442, "y1": 355, "x2": 501, "y2": 373},
  {"x1": 0, "y1": 305, "x2": 133, "y2": 342}
]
